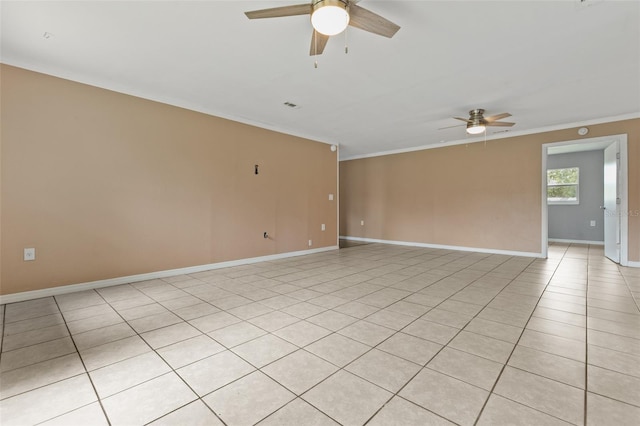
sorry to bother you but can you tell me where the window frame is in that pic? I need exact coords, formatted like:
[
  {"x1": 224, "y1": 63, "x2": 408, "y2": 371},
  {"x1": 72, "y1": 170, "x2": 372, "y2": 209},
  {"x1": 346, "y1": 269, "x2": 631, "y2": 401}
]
[{"x1": 547, "y1": 167, "x2": 580, "y2": 205}]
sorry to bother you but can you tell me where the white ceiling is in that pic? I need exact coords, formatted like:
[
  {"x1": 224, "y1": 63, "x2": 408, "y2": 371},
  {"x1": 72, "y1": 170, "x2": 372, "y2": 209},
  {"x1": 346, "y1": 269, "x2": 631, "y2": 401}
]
[{"x1": 2, "y1": 1, "x2": 639, "y2": 159}]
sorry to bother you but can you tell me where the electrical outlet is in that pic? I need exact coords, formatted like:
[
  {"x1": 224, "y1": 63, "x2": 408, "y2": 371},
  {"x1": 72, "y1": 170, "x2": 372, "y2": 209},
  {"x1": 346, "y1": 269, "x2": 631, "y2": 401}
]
[
  {"x1": 308, "y1": 240, "x2": 312, "y2": 247},
  {"x1": 590, "y1": 220, "x2": 596, "y2": 227},
  {"x1": 24, "y1": 248, "x2": 36, "y2": 261},
  {"x1": 360, "y1": 220, "x2": 364, "y2": 226},
  {"x1": 321, "y1": 224, "x2": 326, "y2": 231},
  {"x1": 329, "y1": 194, "x2": 334, "y2": 201}
]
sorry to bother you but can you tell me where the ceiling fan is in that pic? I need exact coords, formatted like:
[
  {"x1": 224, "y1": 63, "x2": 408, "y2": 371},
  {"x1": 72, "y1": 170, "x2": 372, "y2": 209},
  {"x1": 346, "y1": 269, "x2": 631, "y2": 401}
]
[
  {"x1": 244, "y1": 0, "x2": 400, "y2": 56},
  {"x1": 441, "y1": 109, "x2": 515, "y2": 134}
]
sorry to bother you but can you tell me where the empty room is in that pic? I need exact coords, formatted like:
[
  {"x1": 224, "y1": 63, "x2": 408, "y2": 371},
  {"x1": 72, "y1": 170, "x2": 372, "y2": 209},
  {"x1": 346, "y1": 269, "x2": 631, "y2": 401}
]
[{"x1": 1, "y1": 1, "x2": 639, "y2": 425}]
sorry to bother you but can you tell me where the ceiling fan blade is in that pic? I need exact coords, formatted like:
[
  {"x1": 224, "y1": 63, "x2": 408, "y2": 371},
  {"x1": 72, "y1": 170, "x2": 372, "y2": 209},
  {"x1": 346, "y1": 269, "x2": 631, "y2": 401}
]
[
  {"x1": 310, "y1": 30, "x2": 330, "y2": 56},
  {"x1": 484, "y1": 112, "x2": 512, "y2": 123},
  {"x1": 245, "y1": 4, "x2": 311, "y2": 19},
  {"x1": 348, "y1": 4, "x2": 400, "y2": 38},
  {"x1": 438, "y1": 124, "x2": 465, "y2": 130},
  {"x1": 486, "y1": 121, "x2": 515, "y2": 127},
  {"x1": 453, "y1": 117, "x2": 471, "y2": 123}
]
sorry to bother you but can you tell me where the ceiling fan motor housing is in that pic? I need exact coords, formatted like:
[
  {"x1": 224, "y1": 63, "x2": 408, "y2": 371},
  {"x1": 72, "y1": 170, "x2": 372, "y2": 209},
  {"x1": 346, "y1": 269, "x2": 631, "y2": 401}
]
[
  {"x1": 312, "y1": 0, "x2": 349, "y2": 11},
  {"x1": 469, "y1": 109, "x2": 486, "y2": 121},
  {"x1": 467, "y1": 109, "x2": 487, "y2": 129}
]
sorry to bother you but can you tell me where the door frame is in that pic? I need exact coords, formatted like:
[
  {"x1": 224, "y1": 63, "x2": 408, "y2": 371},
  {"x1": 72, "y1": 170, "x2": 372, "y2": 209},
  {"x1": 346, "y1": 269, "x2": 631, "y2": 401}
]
[{"x1": 541, "y1": 134, "x2": 628, "y2": 265}]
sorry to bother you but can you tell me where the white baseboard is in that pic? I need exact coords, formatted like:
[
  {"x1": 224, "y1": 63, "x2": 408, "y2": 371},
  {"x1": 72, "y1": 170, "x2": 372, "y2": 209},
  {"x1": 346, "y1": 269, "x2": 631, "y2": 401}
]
[
  {"x1": 626, "y1": 261, "x2": 640, "y2": 268},
  {"x1": 340, "y1": 236, "x2": 543, "y2": 258},
  {"x1": 0, "y1": 245, "x2": 339, "y2": 305},
  {"x1": 548, "y1": 238, "x2": 605, "y2": 245}
]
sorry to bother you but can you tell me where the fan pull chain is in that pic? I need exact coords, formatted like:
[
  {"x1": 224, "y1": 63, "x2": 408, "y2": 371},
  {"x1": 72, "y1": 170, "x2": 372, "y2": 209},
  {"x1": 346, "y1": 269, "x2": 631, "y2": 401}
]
[
  {"x1": 314, "y1": 30, "x2": 319, "y2": 68},
  {"x1": 345, "y1": 26, "x2": 349, "y2": 54}
]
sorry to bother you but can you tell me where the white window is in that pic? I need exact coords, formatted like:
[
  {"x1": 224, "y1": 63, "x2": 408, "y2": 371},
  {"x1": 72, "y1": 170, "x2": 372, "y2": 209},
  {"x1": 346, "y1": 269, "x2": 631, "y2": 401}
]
[{"x1": 547, "y1": 167, "x2": 579, "y2": 205}]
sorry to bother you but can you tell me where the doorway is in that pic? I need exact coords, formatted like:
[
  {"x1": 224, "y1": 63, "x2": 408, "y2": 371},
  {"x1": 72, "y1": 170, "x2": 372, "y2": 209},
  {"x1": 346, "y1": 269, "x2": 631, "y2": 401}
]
[{"x1": 541, "y1": 134, "x2": 629, "y2": 265}]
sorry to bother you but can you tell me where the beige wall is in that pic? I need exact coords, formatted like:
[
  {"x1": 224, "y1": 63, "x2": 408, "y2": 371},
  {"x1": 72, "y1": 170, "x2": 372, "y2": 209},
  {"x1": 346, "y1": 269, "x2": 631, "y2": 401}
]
[
  {"x1": 0, "y1": 65, "x2": 338, "y2": 295},
  {"x1": 340, "y1": 119, "x2": 640, "y2": 261}
]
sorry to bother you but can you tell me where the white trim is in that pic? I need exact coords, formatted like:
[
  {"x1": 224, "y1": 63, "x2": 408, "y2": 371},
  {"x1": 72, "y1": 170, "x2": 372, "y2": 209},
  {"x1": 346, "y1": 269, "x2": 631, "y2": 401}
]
[
  {"x1": 340, "y1": 113, "x2": 640, "y2": 161},
  {"x1": 542, "y1": 134, "x2": 629, "y2": 267},
  {"x1": 541, "y1": 150, "x2": 549, "y2": 259},
  {"x1": 336, "y1": 145, "x2": 340, "y2": 245},
  {"x1": 626, "y1": 261, "x2": 640, "y2": 268},
  {"x1": 7, "y1": 60, "x2": 637, "y2": 162},
  {"x1": 619, "y1": 138, "x2": 629, "y2": 267},
  {"x1": 0, "y1": 246, "x2": 339, "y2": 305},
  {"x1": 548, "y1": 238, "x2": 604, "y2": 245},
  {"x1": 339, "y1": 236, "x2": 543, "y2": 258}
]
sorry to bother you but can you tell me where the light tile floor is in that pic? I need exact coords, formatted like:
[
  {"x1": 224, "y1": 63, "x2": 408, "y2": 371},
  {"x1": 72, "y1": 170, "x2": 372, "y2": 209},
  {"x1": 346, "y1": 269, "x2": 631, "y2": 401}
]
[{"x1": 1, "y1": 242, "x2": 639, "y2": 425}]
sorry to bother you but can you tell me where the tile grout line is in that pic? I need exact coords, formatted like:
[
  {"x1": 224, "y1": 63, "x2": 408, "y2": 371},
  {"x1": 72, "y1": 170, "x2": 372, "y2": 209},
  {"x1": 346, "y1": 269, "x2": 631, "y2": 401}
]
[
  {"x1": 356, "y1": 249, "x2": 554, "y2": 422},
  {"x1": 0, "y1": 306, "x2": 6, "y2": 364},
  {"x1": 24, "y1": 282, "x2": 220, "y2": 425},
  {"x1": 350, "y1": 245, "x2": 636, "y2": 419},
  {"x1": 584, "y1": 244, "x2": 594, "y2": 426},
  {"x1": 185, "y1": 253, "x2": 404, "y2": 423},
  {"x1": 583, "y1": 247, "x2": 640, "y2": 415},
  {"x1": 51, "y1": 258, "x2": 359, "y2": 414},
  {"x1": 96, "y1": 282, "x2": 233, "y2": 426},
  {"x1": 251, "y1": 249, "x2": 506, "y2": 425},
  {"x1": 359, "y1": 253, "x2": 536, "y2": 425},
  {"x1": 193, "y1": 246, "x2": 436, "y2": 424},
  {"x1": 253, "y1": 249, "x2": 474, "y2": 425},
  {"x1": 470, "y1": 246, "x2": 569, "y2": 426},
  {"x1": 50, "y1": 295, "x2": 113, "y2": 426},
  {"x1": 616, "y1": 261, "x2": 640, "y2": 313},
  {"x1": 94, "y1": 256, "x2": 426, "y2": 425}
]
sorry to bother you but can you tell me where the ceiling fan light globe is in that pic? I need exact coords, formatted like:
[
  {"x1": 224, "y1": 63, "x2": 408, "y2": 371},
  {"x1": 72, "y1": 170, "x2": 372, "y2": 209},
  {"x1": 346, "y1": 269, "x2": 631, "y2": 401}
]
[
  {"x1": 311, "y1": 1, "x2": 349, "y2": 36},
  {"x1": 466, "y1": 124, "x2": 486, "y2": 135}
]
